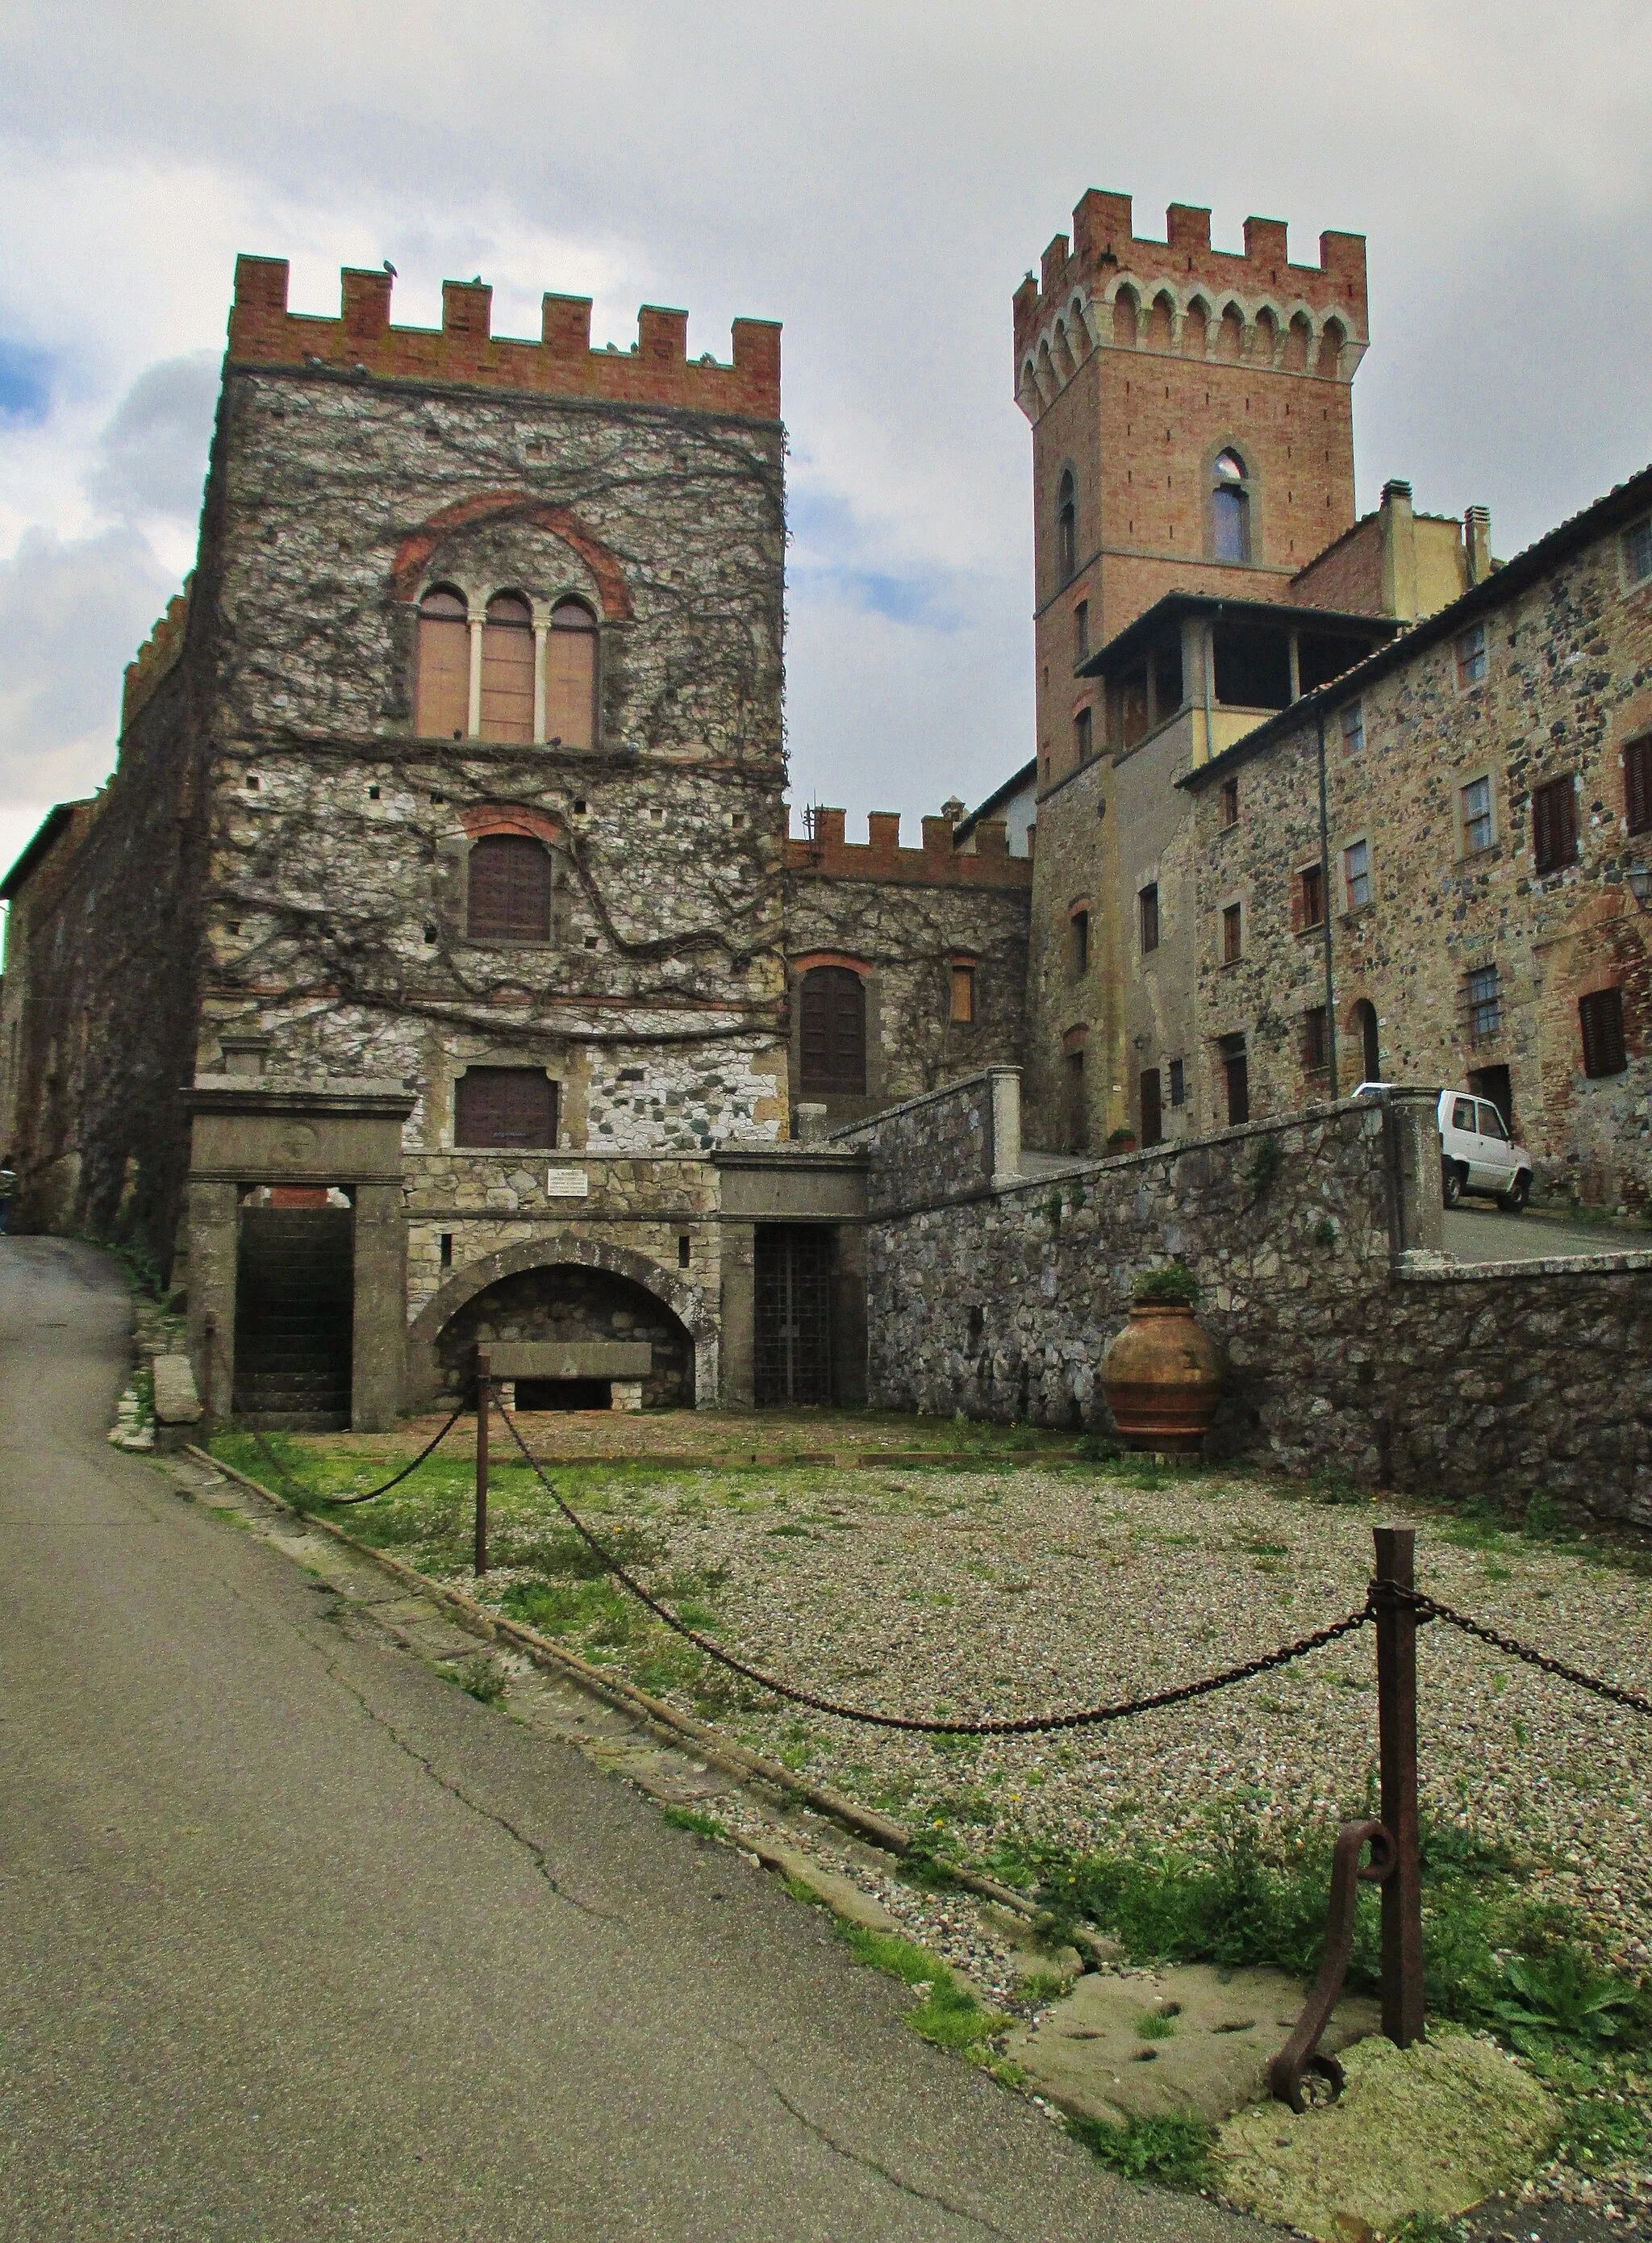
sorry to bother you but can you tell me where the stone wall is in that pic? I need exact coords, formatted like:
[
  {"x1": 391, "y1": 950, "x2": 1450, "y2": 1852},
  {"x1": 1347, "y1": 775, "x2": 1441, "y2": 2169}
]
[
  {"x1": 432, "y1": 1260, "x2": 695, "y2": 1408},
  {"x1": 852, "y1": 1071, "x2": 1652, "y2": 1526},
  {"x1": 1181, "y1": 486, "x2": 1652, "y2": 1211}
]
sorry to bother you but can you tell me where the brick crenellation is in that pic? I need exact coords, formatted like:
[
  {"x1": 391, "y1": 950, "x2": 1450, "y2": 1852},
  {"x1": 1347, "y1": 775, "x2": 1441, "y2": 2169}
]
[{"x1": 228, "y1": 258, "x2": 782, "y2": 421}]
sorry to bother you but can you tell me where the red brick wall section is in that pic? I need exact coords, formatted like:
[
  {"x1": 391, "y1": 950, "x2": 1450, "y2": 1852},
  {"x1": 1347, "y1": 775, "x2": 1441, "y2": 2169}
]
[
  {"x1": 785, "y1": 811, "x2": 1032, "y2": 888},
  {"x1": 228, "y1": 258, "x2": 782, "y2": 421},
  {"x1": 1289, "y1": 515, "x2": 1386, "y2": 614}
]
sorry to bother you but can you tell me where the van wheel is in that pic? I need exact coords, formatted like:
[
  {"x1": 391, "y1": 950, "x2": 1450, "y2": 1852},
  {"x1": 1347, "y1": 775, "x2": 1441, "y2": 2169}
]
[
  {"x1": 1441, "y1": 1160, "x2": 1464, "y2": 1208},
  {"x1": 1498, "y1": 1172, "x2": 1530, "y2": 1213}
]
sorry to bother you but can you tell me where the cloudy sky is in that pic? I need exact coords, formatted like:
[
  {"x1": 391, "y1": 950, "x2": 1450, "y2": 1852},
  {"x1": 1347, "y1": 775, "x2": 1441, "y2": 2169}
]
[{"x1": 1, "y1": 1, "x2": 1648, "y2": 892}]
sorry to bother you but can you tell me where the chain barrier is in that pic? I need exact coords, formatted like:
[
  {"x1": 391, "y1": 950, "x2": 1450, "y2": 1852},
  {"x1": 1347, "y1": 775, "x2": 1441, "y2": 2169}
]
[
  {"x1": 1396, "y1": 1585, "x2": 1652, "y2": 1720},
  {"x1": 488, "y1": 1387, "x2": 1373, "y2": 1735},
  {"x1": 253, "y1": 1398, "x2": 468, "y2": 1508}
]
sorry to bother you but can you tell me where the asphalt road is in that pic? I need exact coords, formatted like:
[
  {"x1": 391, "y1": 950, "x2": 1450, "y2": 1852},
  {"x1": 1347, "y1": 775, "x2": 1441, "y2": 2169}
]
[
  {"x1": 0, "y1": 1238, "x2": 1266, "y2": 2243},
  {"x1": 1442, "y1": 1203, "x2": 1650, "y2": 1264}
]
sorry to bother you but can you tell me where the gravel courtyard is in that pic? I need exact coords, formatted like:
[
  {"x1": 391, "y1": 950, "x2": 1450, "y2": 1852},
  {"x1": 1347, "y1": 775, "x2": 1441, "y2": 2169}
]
[{"x1": 227, "y1": 1418, "x2": 1652, "y2": 1976}]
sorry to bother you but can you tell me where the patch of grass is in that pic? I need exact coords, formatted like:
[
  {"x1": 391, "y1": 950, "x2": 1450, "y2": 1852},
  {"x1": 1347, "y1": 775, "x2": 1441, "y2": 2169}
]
[
  {"x1": 443, "y1": 1653, "x2": 507, "y2": 1705},
  {"x1": 1018, "y1": 1970, "x2": 1070, "y2": 2003},
  {"x1": 1065, "y1": 2111, "x2": 1214, "y2": 2188},
  {"x1": 1134, "y1": 2007, "x2": 1178, "y2": 2040},
  {"x1": 660, "y1": 1805, "x2": 726, "y2": 1840},
  {"x1": 836, "y1": 1924, "x2": 1000, "y2": 2050}
]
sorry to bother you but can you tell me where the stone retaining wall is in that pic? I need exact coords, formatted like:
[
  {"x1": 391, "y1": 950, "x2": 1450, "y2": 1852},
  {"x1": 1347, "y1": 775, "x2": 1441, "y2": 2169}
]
[{"x1": 849, "y1": 1071, "x2": 1652, "y2": 1526}]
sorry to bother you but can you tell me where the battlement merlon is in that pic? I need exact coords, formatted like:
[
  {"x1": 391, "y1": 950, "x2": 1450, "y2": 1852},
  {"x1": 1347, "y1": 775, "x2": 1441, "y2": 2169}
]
[
  {"x1": 1013, "y1": 191, "x2": 1367, "y2": 355},
  {"x1": 784, "y1": 809, "x2": 1032, "y2": 890},
  {"x1": 227, "y1": 257, "x2": 782, "y2": 421}
]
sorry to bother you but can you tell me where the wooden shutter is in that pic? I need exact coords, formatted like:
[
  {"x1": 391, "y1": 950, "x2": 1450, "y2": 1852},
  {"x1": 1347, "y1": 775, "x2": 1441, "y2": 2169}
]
[
  {"x1": 545, "y1": 600, "x2": 597, "y2": 749},
  {"x1": 799, "y1": 967, "x2": 866, "y2": 1094},
  {"x1": 1626, "y1": 737, "x2": 1652, "y2": 835},
  {"x1": 466, "y1": 835, "x2": 552, "y2": 942},
  {"x1": 1579, "y1": 989, "x2": 1626, "y2": 1079},
  {"x1": 456, "y1": 1068, "x2": 557, "y2": 1147},
  {"x1": 1533, "y1": 775, "x2": 1577, "y2": 873},
  {"x1": 949, "y1": 963, "x2": 974, "y2": 1024},
  {"x1": 416, "y1": 590, "x2": 470, "y2": 739},
  {"x1": 479, "y1": 595, "x2": 535, "y2": 744},
  {"x1": 1140, "y1": 1067, "x2": 1162, "y2": 1147}
]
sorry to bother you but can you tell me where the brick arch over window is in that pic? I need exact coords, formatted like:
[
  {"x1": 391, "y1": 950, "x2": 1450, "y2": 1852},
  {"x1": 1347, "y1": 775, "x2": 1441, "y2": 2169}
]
[
  {"x1": 391, "y1": 495, "x2": 634, "y2": 620},
  {"x1": 407, "y1": 1235, "x2": 717, "y2": 1406}
]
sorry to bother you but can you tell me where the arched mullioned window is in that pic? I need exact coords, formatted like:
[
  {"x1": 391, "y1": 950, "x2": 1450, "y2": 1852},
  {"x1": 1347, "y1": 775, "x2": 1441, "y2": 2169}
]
[
  {"x1": 416, "y1": 586, "x2": 470, "y2": 739},
  {"x1": 1056, "y1": 470, "x2": 1077, "y2": 583},
  {"x1": 479, "y1": 592, "x2": 535, "y2": 744},
  {"x1": 1212, "y1": 449, "x2": 1251, "y2": 565},
  {"x1": 466, "y1": 833, "x2": 553, "y2": 942},
  {"x1": 545, "y1": 598, "x2": 598, "y2": 750}
]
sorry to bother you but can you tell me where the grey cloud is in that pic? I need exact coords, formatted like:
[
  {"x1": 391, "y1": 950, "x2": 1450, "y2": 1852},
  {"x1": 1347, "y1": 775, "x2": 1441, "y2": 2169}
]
[
  {"x1": 0, "y1": 524, "x2": 174, "y2": 808},
  {"x1": 89, "y1": 350, "x2": 219, "y2": 525}
]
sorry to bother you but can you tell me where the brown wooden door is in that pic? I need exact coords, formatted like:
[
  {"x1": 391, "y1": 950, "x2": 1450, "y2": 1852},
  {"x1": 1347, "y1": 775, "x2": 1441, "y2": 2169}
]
[{"x1": 799, "y1": 968, "x2": 866, "y2": 1094}]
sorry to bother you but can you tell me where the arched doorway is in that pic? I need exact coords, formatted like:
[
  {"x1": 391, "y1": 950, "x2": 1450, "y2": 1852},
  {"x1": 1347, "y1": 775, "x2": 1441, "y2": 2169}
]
[
  {"x1": 433, "y1": 1260, "x2": 695, "y2": 1410},
  {"x1": 1350, "y1": 1000, "x2": 1380, "y2": 1084}
]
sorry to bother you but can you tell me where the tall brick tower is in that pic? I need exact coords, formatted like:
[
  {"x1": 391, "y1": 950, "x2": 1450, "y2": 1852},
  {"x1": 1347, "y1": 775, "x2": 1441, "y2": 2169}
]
[{"x1": 1014, "y1": 192, "x2": 1368, "y2": 800}]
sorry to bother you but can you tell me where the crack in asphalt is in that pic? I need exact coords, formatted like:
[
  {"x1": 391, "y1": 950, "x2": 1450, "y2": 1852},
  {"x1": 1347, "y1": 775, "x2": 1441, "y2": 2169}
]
[
  {"x1": 295, "y1": 1610, "x2": 624, "y2": 1927},
  {"x1": 753, "y1": 2070, "x2": 1019, "y2": 2240}
]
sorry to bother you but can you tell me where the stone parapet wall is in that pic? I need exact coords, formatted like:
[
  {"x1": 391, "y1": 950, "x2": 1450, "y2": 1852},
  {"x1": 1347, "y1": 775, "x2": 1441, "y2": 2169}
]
[
  {"x1": 856, "y1": 1077, "x2": 1652, "y2": 1526},
  {"x1": 831, "y1": 1067, "x2": 1017, "y2": 1216}
]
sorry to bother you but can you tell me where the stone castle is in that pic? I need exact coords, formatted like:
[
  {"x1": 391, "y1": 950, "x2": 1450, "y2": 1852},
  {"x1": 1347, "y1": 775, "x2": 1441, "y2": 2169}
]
[{"x1": 1, "y1": 189, "x2": 1648, "y2": 1441}]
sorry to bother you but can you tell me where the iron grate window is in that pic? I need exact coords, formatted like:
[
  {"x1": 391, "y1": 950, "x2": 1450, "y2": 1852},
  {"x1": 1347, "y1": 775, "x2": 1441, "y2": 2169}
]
[
  {"x1": 456, "y1": 1068, "x2": 558, "y2": 1148},
  {"x1": 753, "y1": 1226, "x2": 834, "y2": 1406}
]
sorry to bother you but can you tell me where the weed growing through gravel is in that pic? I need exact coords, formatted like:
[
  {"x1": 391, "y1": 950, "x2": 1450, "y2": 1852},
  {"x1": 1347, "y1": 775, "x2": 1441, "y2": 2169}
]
[
  {"x1": 444, "y1": 1653, "x2": 507, "y2": 1706},
  {"x1": 659, "y1": 1806, "x2": 726, "y2": 1840},
  {"x1": 1064, "y1": 2111, "x2": 1215, "y2": 2189},
  {"x1": 836, "y1": 1925, "x2": 999, "y2": 2049}
]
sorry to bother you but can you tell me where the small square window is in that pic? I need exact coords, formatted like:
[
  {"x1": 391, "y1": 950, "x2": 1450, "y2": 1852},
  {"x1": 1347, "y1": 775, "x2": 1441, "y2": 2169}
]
[
  {"x1": 1219, "y1": 776, "x2": 1239, "y2": 829},
  {"x1": 950, "y1": 962, "x2": 976, "y2": 1023},
  {"x1": 245, "y1": 774, "x2": 261, "y2": 791},
  {"x1": 1624, "y1": 516, "x2": 1652, "y2": 589},
  {"x1": 1221, "y1": 902, "x2": 1243, "y2": 965},
  {"x1": 1456, "y1": 622, "x2": 1487, "y2": 686},
  {"x1": 1341, "y1": 701, "x2": 1365, "y2": 754},
  {"x1": 1139, "y1": 883, "x2": 1160, "y2": 954},
  {"x1": 1168, "y1": 1057, "x2": 1186, "y2": 1107},
  {"x1": 1580, "y1": 987, "x2": 1627, "y2": 1077},
  {"x1": 1344, "y1": 838, "x2": 1371, "y2": 909},
  {"x1": 1462, "y1": 776, "x2": 1494, "y2": 854},
  {"x1": 1467, "y1": 963, "x2": 1501, "y2": 1042}
]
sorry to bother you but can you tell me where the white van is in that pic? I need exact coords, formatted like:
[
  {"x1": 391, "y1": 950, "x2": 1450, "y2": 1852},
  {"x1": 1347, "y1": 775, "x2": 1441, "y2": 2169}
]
[{"x1": 1354, "y1": 1083, "x2": 1533, "y2": 1212}]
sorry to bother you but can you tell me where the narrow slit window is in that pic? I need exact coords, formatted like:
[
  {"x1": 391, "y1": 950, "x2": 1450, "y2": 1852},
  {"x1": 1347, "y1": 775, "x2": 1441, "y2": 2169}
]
[
  {"x1": 1222, "y1": 902, "x2": 1242, "y2": 965},
  {"x1": 1139, "y1": 883, "x2": 1159, "y2": 954}
]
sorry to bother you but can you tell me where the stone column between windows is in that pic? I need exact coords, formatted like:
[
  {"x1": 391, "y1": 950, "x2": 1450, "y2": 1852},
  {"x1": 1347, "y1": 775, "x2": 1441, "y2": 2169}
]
[
  {"x1": 532, "y1": 622, "x2": 549, "y2": 744},
  {"x1": 467, "y1": 619, "x2": 485, "y2": 739}
]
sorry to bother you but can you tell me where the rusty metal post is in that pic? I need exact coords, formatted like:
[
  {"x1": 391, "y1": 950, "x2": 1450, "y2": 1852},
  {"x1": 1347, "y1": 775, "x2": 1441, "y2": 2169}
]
[
  {"x1": 1373, "y1": 1526, "x2": 1425, "y2": 2046},
  {"x1": 474, "y1": 1347, "x2": 490, "y2": 1579}
]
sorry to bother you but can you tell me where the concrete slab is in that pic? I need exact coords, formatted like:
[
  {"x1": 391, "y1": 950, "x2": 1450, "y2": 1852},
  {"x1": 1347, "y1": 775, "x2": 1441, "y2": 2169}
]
[
  {"x1": 1003, "y1": 1963, "x2": 1381, "y2": 2125},
  {"x1": 1213, "y1": 2028, "x2": 1559, "y2": 2239}
]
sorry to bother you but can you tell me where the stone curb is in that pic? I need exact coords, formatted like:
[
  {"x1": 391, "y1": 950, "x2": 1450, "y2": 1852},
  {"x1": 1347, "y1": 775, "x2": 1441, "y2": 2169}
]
[{"x1": 183, "y1": 1443, "x2": 1045, "y2": 1928}]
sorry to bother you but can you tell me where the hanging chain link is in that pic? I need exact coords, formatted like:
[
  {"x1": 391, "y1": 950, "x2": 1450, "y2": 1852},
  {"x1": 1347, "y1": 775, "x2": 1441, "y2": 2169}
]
[{"x1": 1397, "y1": 1585, "x2": 1652, "y2": 1719}]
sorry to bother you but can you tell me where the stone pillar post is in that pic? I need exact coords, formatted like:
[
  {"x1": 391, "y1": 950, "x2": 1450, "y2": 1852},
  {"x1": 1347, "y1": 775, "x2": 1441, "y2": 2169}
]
[
  {"x1": 720, "y1": 1218, "x2": 756, "y2": 1407},
  {"x1": 988, "y1": 1067, "x2": 1023, "y2": 1188},
  {"x1": 466, "y1": 619, "x2": 484, "y2": 737},
  {"x1": 186, "y1": 1178, "x2": 239, "y2": 1428},
  {"x1": 351, "y1": 1183, "x2": 407, "y2": 1431},
  {"x1": 832, "y1": 1223, "x2": 868, "y2": 1406},
  {"x1": 1379, "y1": 1087, "x2": 1444, "y2": 1259},
  {"x1": 532, "y1": 621, "x2": 549, "y2": 742}
]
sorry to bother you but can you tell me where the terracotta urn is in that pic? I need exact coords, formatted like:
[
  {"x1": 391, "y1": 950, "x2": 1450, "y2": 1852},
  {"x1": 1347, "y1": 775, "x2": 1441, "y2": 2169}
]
[{"x1": 1099, "y1": 1303, "x2": 1222, "y2": 1456}]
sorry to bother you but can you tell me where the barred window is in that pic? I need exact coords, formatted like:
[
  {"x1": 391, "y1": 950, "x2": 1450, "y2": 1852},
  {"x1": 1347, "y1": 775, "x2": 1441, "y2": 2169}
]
[
  {"x1": 1579, "y1": 988, "x2": 1627, "y2": 1078},
  {"x1": 1467, "y1": 963, "x2": 1501, "y2": 1042}
]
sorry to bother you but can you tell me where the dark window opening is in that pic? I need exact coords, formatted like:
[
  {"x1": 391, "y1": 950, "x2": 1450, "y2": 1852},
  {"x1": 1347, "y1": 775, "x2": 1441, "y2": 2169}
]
[
  {"x1": 1219, "y1": 1034, "x2": 1249, "y2": 1126},
  {"x1": 1466, "y1": 1063, "x2": 1512, "y2": 1134},
  {"x1": 1140, "y1": 1067, "x2": 1163, "y2": 1147},
  {"x1": 439, "y1": 1232, "x2": 453, "y2": 1269},
  {"x1": 1532, "y1": 775, "x2": 1578, "y2": 874},
  {"x1": 1627, "y1": 736, "x2": 1652, "y2": 835},
  {"x1": 1298, "y1": 863, "x2": 1325, "y2": 929},
  {"x1": 1153, "y1": 641, "x2": 1183, "y2": 714},
  {"x1": 456, "y1": 1067, "x2": 558, "y2": 1148},
  {"x1": 1222, "y1": 902, "x2": 1242, "y2": 965},
  {"x1": 753, "y1": 1225, "x2": 835, "y2": 1406},
  {"x1": 1219, "y1": 777, "x2": 1239, "y2": 829},
  {"x1": 1297, "y1": 634, "x2": 1372, "y2": 694},
  {"x1": 1065, "y1": 1046, "x2": 1087, "y2": 1153},
  {"x1": 1353, "y1": 1000, "x2": 1380, "y2": 1084},
  {"x1": 1580, "y1": 988, "x2": 1627, "y2": 1078},
  {"x1": 967, "y1": 1304, "x2": 985, "y2": 1347},
  {"x1": 1168, "y1": 1057, "x2": 1186, "y2": 1107},
  {"x1": 1074, "y1": 600, "x2": 1088, "y2": 659},
  {"x1": 1212, "y1": 623, "x2": 1291, "y2": 710},
  {"x1": 1302, "y1": 1005, "x2": 1329, "y2": 1071},
  {"x1": 1074, "y1": 706, "x2": 1093, "y2": 764},
  {"x1": 1070, "y1": 909, "x2": 1090, "y2": 975},
  {"x1": 1057, "y1": 470, "x2": 1077, "y2": 582},
  {"x1": 678, "y1": 1234, "x2": 691, "y2": 1269},
  {"x1": 467, "y1": 833, "x2": 553, "y2": 942},
  {"x1": 799, "y1": 967, "x2": 866, "y2": 1094},
  {"x1": 1118, "y1": 667, "x2": 1149, "y2": 748},
  {"x1": 1212, "y1": 449, "x2": 1250, "y2": 563},
  {"x1": 515, "y1": 1378, "x2": 611, "y2": 1411},
  {"x1": 1139, "y1": 883, "x2": 1159, "y2": 954}
]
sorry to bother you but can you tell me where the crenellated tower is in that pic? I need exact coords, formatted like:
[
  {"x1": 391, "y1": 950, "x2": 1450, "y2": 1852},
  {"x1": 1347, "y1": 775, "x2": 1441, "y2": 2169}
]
[{"x1": 1015, "y1": 192, "x2": 1367, "y2": 800}]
